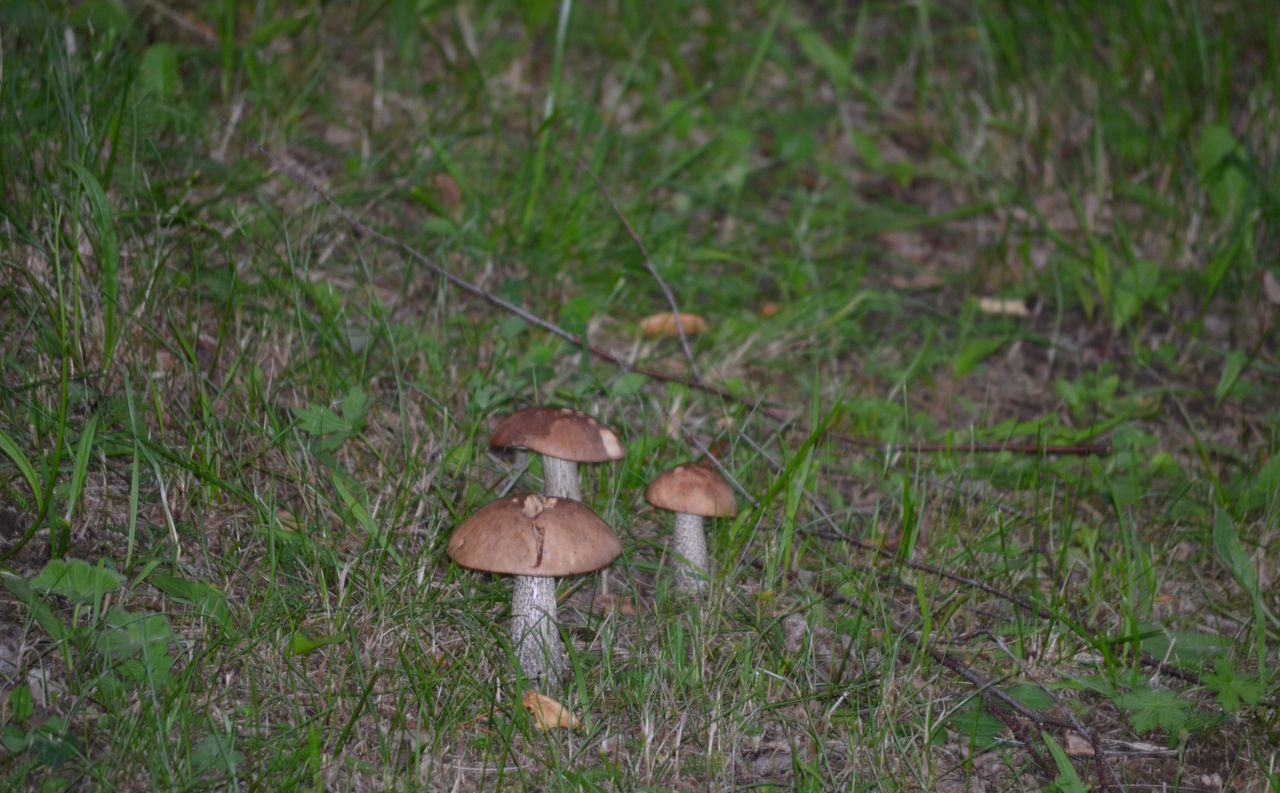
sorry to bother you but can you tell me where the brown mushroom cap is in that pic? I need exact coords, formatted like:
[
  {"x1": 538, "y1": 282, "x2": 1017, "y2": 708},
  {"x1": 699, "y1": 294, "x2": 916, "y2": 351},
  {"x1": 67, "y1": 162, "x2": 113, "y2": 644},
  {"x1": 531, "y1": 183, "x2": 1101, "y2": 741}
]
[
  {"x1": 448, "y1": 494, "x2": 621, "y2": 577},
  {"x1": 491, "y1": 407, "x2": 626, "y2": 463},
  {"x1": 645, "y1": 464, "x2": 739, "y2": 518}
]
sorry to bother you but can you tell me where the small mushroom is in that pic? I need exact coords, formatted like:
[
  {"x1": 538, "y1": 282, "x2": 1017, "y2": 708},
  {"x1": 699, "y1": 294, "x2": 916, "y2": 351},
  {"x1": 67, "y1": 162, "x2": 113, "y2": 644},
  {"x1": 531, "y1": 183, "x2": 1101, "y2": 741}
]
[
  {"x1": 645, "y1": 463, "x2": 738, "y2": 595},
  {"x1": 491, "y1": 407, "x2": 626, "y2": 501},
  {"x1": 448, "y1": 493, "x2": 621, "y2": 686}
]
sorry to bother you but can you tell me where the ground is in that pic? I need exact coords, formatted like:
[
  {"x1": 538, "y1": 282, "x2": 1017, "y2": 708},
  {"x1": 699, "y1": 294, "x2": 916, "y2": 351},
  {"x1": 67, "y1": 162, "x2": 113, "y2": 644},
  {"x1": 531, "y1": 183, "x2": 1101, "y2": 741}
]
[{"x1": 0, "y1": 1, "x2": 1277, "y2": 790}]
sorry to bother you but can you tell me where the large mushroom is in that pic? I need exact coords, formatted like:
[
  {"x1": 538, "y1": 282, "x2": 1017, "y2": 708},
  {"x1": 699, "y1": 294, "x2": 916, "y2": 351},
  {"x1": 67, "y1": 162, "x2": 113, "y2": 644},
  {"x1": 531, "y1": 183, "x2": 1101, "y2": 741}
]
[
  {"x1": 448, "y1": 493, "x2": 620, "y2": 686},
  {"x1": 645, "y1": 463, "x2": 738, "y2": 595},
  {"x1": 491, "y1": 407, "x2": 625, "y2": 501}
]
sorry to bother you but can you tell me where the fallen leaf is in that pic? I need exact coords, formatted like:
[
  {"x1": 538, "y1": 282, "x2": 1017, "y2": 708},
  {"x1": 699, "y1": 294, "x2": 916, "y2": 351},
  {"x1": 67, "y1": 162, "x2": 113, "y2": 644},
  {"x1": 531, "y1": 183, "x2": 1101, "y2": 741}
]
[
  {"x1": 522, "y1": 690, "x2": 579, "y2": 730},
  {"x1": 1262, "y1": 270, "x2": 1280, "y2": 305},
  {"x1": 639, "y1": 312, "x2": 708, "y2": 338},
  {"x1": 976, "y1": 296, "x2": 1031, "y2": 317},
  {"x1": 592, "y1": 592, "x2": 636, "y2": 616},
  {"x1": 889, "y1": 272, "x2": 944, "y2": 290},
  {"x1": 758, "y1": 302, "x2": 781, "y2": 318},
  {"x1": 430, "y1": 173, "x2": 462, "y2": 215},
  {"x1": 1062, "y1": 730, "x2": 1094, "y2": 756}
]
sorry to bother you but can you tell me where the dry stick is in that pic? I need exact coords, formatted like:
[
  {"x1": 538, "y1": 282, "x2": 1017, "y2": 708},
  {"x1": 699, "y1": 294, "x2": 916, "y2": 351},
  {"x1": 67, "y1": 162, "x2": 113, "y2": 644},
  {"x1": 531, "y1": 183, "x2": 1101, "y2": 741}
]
[
  {"x1": 246, "y1": 138, "x2": 1106, "y2": 458},
  {"x1": 576, "y1": 155, "x2": 704, "y2": 385}
]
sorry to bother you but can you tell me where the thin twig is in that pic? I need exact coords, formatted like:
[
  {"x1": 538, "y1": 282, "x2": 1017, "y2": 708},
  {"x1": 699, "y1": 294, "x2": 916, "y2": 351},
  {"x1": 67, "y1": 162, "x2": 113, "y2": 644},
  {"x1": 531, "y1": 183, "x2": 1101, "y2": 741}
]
[{"x1": 576, "y1": 155, "x2": 704, "y2": 384}]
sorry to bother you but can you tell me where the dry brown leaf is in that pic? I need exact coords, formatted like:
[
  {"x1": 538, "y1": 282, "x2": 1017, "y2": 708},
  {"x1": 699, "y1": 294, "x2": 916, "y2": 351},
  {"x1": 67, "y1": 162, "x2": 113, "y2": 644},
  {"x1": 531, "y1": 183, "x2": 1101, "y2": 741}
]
[
  {"x1": 889, "y1": 273, "x2": 945, "y2": 290},
  {"x1": 759, "y1": 302, "x2": 781, "y2": 318},
  {"x1": 1263, "y1": 270, "x2": 1280, "y2": 305},
  {"x1": 976, "y1": 296, "x2": 1031, "y2": 318},
  {"x1": 522, "y1": 690, "x2": 579, "y2": 731},
  {"x1": 639, "y1": 312, "x2": 708, "y2": 338},
  {"x1": 592, "y1": 592, "x2": 636, "y2": 616},
  {"x1": 1062, "y1": 731, "x2": 1094, "y2": 756},
  {"x1": 429, "y1": 173, "x2": 462, "y2": 215}
]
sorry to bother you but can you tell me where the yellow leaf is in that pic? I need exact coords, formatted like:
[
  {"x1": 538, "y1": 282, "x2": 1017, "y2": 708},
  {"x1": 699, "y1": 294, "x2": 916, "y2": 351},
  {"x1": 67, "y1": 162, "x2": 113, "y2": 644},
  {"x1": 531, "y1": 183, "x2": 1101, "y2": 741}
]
[
  {"x1": 522, "y1": 690, "x2": 580, "y2": 731},
  {"x1": 639, "y1": 312, "x2": 708, "y2": 338}
]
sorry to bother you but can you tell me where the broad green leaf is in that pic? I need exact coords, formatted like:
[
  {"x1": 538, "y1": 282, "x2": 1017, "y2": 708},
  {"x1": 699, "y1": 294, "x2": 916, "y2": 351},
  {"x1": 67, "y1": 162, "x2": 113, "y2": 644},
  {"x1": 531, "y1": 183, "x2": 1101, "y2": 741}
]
[
  {"x1": 1202, "y1": 657, "x2": 1265, "y2": 712},
  {"x1": 1140, "y1": 626, "x2": 1233, "y2": 671},
  {"x1": 1196, "y1": 124, "x2": 1247, "y2": 221},
  {"x1": 1115, "y1": 687, "x2": 1191, "y2": 733},
  {"x1": 191, "y1": 732, "x2": 243, "y2": 775},
  {"x1": 138, "y1": 43, "x2": 181, "y2": 98},
  {"x1": 149, "y1": 572, "x2": 232, "y2": 632},
  {"x1": 30, "y1": 559, "x2": 123, "y2": 604},
  {"x1": 1005, "y1": 683, "x2": 1055, "y2": 711},
  {"x1": 339, "y1": 386, "x2": 371, "y2": 424},
  {"x1": 292, "y1": 404, "x2": 350, "y2": 437}
]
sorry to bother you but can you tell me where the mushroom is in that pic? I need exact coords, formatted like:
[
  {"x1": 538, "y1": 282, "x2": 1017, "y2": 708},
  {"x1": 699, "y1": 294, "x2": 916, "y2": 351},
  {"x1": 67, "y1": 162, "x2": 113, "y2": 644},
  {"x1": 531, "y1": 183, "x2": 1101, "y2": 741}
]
[
  {"x1": 645, "y1": 463, "x2": 738, "y2": 595},
  {"x1": 491, "y1": 407, "x2": 626, "y2": 501},
  {"x1": 448, "y1": 493, "x2": 621, "y2": 686}
]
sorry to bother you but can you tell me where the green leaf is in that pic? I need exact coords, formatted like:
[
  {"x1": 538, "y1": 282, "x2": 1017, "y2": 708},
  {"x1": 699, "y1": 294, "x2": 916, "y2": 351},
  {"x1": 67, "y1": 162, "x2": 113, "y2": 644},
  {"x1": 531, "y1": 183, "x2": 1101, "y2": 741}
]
[
  {"x1": 954, "y1": 336, "x2": 1007, "y2": 377},
  {"x1": 66, "y1": 162, "x2": 120, "y2": 361},
  {"x1": 138, "y1": 43, "x2": 181, "y2": 98},
  {"x1": 30, "y1": 558, "x2": 123, "y2": 604},
  {"x1": 292, "y1": 404, "x2": 350, "y2": 437},
  {"x1": 1005, "y1": 683, "x2": 1055, "y2": 711},
  {"x1": 1214, "y1": 349, "x2": 1248, "y2": 405},
  {"x1": 287, "y1": 629, "x2": 344, "y2": 655},
  {"x1": 9, "y1": 683, "x2": 33, "y2": 723},
  {"x1": 939, "y1": 705, "x2": 1004, "y2": 750},
  {"x1": 0, "y1": 573, "x2": 68, "y2": 641},
  {"x1": 1196, "y1": 124, "x2": 1247, "y2": 221},
  {"x1": 339, "y1": 386, "x2": 371, "y2": 424},
  {"x1": 1042, "y1": 731, "x2": 1088, "y2": 793},
  {"x1": 191, "y1": 733, "x2": 243, "y2": 776},
  {"x1": 1115, "y1": 687, "x2": 1191, "y2": 733},
  {"x1": 149, "y1": 572, "x2": 232, "y2": 633},
  {"x1": 1202, "y1": 657, "x2": 1265, "y2": 712},
  {"x1": 1139, "y1": 626, "x2": 1233, "y2": 671},
  {"x1": 1213, "y1": 511, "x2": 1259, "y2": 600},
  {"x1": 0, "y1": 427, "x2": 44, "y2": 513}
]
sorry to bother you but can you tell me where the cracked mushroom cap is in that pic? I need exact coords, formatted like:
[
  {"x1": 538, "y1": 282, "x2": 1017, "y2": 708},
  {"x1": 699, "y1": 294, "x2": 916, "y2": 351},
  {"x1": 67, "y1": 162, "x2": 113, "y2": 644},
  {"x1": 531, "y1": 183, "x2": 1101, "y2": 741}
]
[
  {"x1": 448, "y1": 494, "x2": 621, "y2": 577},
  {"x1": 645, "y1": 464, "x2": 739, "y2": 518},
  {"x1": 491, "y1": 407, "x2": 626, "y2": 463}
]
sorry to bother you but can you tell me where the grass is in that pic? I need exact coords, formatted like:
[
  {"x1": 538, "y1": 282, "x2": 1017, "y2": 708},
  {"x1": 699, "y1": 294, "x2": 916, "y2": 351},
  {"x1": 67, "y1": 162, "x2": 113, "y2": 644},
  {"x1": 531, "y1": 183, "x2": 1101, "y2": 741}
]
[{"x1": 1, "y1": 0, "x2": 1277, "y2": 789}]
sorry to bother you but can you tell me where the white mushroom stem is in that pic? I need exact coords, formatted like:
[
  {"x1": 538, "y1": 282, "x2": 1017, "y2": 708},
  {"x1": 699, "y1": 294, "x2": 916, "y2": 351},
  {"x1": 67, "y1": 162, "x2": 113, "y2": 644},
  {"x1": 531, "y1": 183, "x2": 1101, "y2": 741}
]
[
  {"x1": 671, "y1": 512, "x2": 709, "y2": 595},
  {"x1": 511, "y1": 575, "x2": 566, "y2": 687},
  {"x1": 542, "y1": 457, "x2": 581, "y2": 501}
]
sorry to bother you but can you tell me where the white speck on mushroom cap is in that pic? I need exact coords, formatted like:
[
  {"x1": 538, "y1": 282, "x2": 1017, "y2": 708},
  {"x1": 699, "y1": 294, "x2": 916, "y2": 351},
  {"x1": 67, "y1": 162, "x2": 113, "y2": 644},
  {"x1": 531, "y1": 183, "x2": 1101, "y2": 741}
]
[{"x1": 600, "y1": 430, "x2": 624, "y2": 459}]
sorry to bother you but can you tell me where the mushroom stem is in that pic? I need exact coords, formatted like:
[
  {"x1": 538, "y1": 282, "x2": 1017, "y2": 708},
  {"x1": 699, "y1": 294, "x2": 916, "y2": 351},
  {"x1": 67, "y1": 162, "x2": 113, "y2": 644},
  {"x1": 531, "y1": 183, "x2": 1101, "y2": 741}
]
[
  {"x1": 542, "y1": 457, "x2": 581, "y2": 501},
  {"x1": 671, "y1": 512, "x2": 709, "y2": 595},
  {"x1": 511, "y1": 575, "x2": 566, "y2": 687}
]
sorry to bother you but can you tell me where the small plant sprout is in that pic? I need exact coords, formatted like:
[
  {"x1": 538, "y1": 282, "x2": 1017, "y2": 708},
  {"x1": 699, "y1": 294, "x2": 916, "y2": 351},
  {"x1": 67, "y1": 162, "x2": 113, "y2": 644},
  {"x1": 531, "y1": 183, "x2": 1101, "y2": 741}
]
[
  {"x1": 491, "y1": 407, "x2": 626, "y2": 501},
  {"x1": 448, "y1": 493, "x2": 621, "y2": 687},
  {"x1": 645, "y1": 463, "x2": 739, "y2": 596}
]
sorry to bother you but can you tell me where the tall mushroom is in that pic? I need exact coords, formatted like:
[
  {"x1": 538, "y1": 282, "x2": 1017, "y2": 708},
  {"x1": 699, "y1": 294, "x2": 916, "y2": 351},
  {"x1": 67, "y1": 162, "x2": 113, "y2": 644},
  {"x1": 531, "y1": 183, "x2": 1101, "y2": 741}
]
[
  {"x1": 448, "y1": 493, "x2": 620, "y2": 686},
  {"x1": 491, "y1": 407, "x2": 626, "y2": 501},
  {"x1": 645, "y1": 463, "x2": 739, "y2": 595}
]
